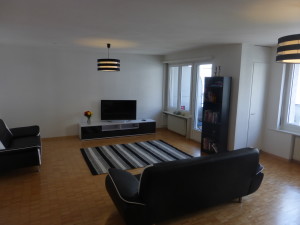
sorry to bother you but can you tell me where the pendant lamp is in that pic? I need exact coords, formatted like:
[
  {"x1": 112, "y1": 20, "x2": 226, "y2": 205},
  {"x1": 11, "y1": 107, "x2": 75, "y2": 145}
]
[
  {"x1": 276, "y1": 34, "x2": 300, "y2": 63},
  {"x1": 97, "y1": 43, "x2": 120, "y2": 71}
]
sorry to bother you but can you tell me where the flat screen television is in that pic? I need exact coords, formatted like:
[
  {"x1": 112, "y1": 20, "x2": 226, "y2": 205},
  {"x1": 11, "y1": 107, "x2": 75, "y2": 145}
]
[{"x1": 101, "y1": 100, "x2": 137, "y2": 120}]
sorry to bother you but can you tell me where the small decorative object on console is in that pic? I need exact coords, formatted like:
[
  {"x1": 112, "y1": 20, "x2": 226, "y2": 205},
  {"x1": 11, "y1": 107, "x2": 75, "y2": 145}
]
[{"x1": 84, "y1": 111, "x2": 93, "y2": 124}]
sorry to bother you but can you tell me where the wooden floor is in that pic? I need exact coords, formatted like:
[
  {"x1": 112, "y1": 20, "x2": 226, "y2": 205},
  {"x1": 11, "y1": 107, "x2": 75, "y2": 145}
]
[{"x1": 0, "y1": 128, "x2": 300, "y2": 225}]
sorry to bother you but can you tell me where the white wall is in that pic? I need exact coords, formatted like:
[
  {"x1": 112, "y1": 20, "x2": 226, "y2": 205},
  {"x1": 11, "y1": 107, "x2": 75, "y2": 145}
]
[
  {"x1": 164, "y1": 44, "x2": 243, "y2": 149},
  {"x1": 0, "y1": 44, "x2": 164, "y2": 138},
  {"x1": 261, "y1": 47, "x2": 293, "y2": 159},
  {"x1": 293, "y1": 136, "x2": 300, "y2": 161},
  {"x1": 234, "y1": 45, "x2": 272, "y2": 149}
]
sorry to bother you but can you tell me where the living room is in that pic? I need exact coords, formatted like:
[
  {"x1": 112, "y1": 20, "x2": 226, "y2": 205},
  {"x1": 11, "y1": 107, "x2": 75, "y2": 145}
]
[{"x1": 1, "y1": 0, "x2": 300, "y2": 224}]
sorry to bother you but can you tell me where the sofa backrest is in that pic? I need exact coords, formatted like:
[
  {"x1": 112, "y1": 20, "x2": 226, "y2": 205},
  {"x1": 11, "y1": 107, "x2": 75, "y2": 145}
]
[{"x1": 138, "y1": 148, "x2": 260, "y2": 221}]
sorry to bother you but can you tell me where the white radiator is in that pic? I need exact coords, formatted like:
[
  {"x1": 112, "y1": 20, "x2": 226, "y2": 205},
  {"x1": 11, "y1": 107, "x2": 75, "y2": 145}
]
[{"x1": 167, "y1": 114, "x2": 187, "y2": 136}]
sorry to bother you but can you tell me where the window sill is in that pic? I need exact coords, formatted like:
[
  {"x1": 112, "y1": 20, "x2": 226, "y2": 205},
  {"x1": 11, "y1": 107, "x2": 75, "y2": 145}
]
[
  {"x1": 163, "y1": 111, "x2": 191, "y2": 119},
  {"x1": 273, "y1": 128, "x2": 300, "y2": 137}
]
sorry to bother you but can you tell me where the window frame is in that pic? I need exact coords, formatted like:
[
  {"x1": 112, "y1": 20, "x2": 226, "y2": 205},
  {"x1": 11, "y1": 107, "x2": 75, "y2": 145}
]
[
  {"x1": 280, "y1": 64, "x2": 300, "y2": 134},
  {"x1": 167, "y1": 63, "x2": 193, "y2": 113},
  {"x1": 193, "y1": 63, "x2": 213, "y2": 131},
  {"x1": 168, "y1": 66, "x2": 180, "y2": 111}
]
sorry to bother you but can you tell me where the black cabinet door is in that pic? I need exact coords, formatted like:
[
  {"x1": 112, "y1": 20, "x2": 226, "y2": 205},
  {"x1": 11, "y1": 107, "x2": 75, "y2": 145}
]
[
  {"x1": 81, "y1": 121, "x2": 156, "y2": 140},
  {"x1": 81, "y1": 126, "x2": 102, "y2": 139}
]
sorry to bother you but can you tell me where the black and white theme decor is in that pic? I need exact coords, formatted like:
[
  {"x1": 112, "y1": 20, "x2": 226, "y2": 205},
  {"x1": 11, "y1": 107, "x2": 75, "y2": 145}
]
[
  {"x1": 80, "y1": 140, "x2": 193, "y2": 175},
  {"x1": 0, "y1": 119, "x2": 42, "y2": 171}
]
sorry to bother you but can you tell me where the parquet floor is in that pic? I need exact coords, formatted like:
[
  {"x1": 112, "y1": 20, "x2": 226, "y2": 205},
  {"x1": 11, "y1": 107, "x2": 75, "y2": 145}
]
[{"x1": 0, "y1": 128, "x2": 300, "y2": 225}]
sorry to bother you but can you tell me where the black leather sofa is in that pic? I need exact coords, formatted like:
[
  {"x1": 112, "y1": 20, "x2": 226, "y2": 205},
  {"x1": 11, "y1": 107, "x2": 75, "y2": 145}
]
[
  {"x1": 0, "y1": 119, "x2": 42, "y2": 171},
  {"x1": 105, "y1": 148, "x2": 264, "y2": 225}
]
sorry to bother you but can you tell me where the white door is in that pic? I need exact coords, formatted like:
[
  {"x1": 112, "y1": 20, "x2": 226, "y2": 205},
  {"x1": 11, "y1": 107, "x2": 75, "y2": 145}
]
[{"x1": 246, "y1": 63, "x2": 268, "y2": 148}]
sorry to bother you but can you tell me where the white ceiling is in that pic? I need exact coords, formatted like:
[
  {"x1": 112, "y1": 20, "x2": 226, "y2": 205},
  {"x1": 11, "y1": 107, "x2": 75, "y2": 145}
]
[{"x1": 1, "y1": 0, "x2": 300, "y2": 55}]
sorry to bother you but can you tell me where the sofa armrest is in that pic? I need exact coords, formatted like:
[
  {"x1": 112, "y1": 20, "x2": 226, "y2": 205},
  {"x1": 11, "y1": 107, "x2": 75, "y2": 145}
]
[
  {"x1": 10, "y1": 126, "x2": 40, "y2": 138},
  {"x1": 108, "y1": 168, "x2": 143, "y2": 205},
  {"x1": 256, "y1": 163, "x2": 264, "y2": 175},
  {"x1": 248, "y1": 164, "x2": 264, "y2": 194}
]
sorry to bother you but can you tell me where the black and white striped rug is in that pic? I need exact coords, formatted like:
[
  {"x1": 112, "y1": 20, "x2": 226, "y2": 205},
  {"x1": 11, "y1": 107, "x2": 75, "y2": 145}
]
[{"x1": 80, "y1": 140, "x2": 193, "y2": 175}]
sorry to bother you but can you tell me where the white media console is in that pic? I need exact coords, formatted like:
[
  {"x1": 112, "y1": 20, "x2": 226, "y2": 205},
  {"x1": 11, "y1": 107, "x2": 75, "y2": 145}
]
[{"x1": 79, "y1": 119, "x2": 156, "y2": 140}]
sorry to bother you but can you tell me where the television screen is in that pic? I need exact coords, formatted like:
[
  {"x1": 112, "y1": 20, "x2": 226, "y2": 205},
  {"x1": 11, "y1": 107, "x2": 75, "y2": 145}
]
[{"x1": 101, "y1": 100, "x2": 137, "y2": 120}]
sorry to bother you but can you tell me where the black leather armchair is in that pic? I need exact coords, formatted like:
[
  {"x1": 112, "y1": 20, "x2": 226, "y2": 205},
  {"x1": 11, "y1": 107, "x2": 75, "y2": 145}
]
[
  {"x1": 0, "y1": 119, "x2": 42, "y2": 171},
  {"x1": 106, "y1": 148, "x2": 264, "y2": 225}
]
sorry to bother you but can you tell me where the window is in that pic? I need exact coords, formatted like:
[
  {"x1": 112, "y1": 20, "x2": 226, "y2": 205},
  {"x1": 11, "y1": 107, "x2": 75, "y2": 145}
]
[
  {"x1": 166, "y1": 61, "x2": 213, "y2": 141},
  {"x1": 169, "y1": 67, "x2": 179, "y2": 109},
  {"x1": 281, "y1": 64, "x2": 300, "y2": 133},
  {"x1": 194, "y1": 64, "x2": 213, "y2": 130},
  {"x1": 180, "y1": 65, "x2": 192, "y2": 111},
  {"x1": 168, "y1": 64, "x2": 192, "y2": 112}
]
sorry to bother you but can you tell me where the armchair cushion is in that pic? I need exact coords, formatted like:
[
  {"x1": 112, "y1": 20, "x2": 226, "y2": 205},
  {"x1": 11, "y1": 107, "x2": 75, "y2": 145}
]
[
  {"x1": 0, "y1": 119, "x2": 13, "y2": 150},
  {"x1": 10, "y1": 125, "x2": 40, "y2": 138},
  {"x1": 4, "y1": 136, "x2": 41, "y2": 152}
]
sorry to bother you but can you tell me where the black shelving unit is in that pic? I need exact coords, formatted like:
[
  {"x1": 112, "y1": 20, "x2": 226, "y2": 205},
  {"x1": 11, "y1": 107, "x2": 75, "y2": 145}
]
[
  {"x1": 79, "y1": 119, "x2": 156, "y2": 140},
  {"x1": 201, "y1": 76, "x2": 231, "y2": 154}
]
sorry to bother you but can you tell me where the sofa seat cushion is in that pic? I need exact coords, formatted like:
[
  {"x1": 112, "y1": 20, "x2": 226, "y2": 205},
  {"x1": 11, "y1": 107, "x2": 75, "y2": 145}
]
[{"x1": 2, "y1": 136, "x2": 41, "y2": 152}]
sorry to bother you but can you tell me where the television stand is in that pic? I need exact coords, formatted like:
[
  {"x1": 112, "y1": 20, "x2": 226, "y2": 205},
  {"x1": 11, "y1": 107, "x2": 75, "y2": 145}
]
[
  {"x1": 79, "y1": 119, "x2": 156, "y2": 140},
  {"x1": 104, "y1": 120, "x2": 135, "y2": 123}
]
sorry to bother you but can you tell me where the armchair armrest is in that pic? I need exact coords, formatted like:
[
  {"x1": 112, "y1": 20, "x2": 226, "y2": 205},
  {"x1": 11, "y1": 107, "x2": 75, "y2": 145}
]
[
  {"x1": 10, "y1": 126, "x2": 40, "y2": 138},
  {"x1": 0, "y1": 145, "x2": 41, "y2": 153},
  {"x1": 107, "y1": 168, "x2": 143, "y2": 205}
]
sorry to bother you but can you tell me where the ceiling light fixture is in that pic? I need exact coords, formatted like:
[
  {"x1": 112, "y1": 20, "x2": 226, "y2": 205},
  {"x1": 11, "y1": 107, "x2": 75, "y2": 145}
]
[
  {"x1": 97, "y1": 43, "x2": 120, "y2": 71},
  {"x1": 276, "y1": 34, "x2": 300, "y2": 63}
]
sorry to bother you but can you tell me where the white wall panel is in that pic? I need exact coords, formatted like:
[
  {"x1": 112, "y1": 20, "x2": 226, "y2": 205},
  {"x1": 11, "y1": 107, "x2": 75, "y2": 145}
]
[
  {"x1": 293, "y1": 136, "x2": 300, "y2": 161},
  {"x1": 0, "y1": 44, "x2": 163, "y2": 137},
  {"x1": 261, "y1": 47, "x2": 293, "y2": 159}
]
